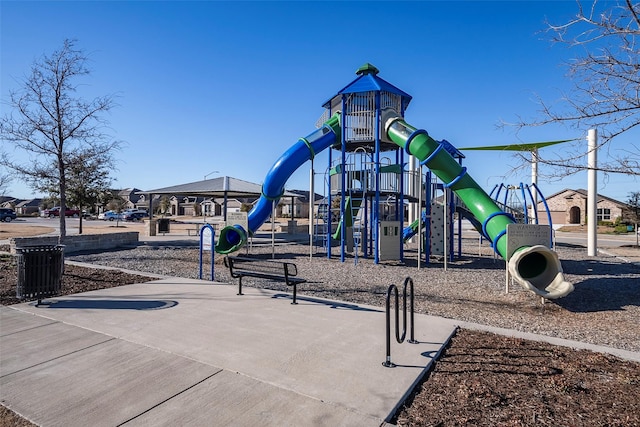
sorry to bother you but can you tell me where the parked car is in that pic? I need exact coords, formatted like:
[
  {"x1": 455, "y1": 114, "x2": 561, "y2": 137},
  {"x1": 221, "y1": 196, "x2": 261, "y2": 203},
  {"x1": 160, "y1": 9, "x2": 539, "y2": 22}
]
[
  {"x1": 98, "y1": 210, "x2": 123, "y2": 221},
  {"x1": 81, "y1": 210, "x2": 95, "y2": 219},
  {"x1": 0, "y1": 208, "x2": 17, "y2": 222},
  {"x1": 122, "y1": 209, "x2": 149, "y2": 218},
  {"x1": 43, "y1": 207, "x2": 81, "y2": 218},
  {"x1": 123, "y1": 211, "x2": 146, "y2": 221}
]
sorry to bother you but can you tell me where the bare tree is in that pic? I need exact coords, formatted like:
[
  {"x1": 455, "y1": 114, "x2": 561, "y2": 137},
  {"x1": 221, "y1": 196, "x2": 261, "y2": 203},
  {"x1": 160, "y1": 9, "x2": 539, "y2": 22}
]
[
  {"x1": 106, "y1": 194, "x2": 128, "y2": 227},
  {"x1": 0, "y1": 39, "x2": 121, "y2": 241},
  {"x1": 510, "y1": 0, "x2": 640, "y2": 177},
  {"x1": 0, "y1": 163, "x2": 12, "y2": 196}
]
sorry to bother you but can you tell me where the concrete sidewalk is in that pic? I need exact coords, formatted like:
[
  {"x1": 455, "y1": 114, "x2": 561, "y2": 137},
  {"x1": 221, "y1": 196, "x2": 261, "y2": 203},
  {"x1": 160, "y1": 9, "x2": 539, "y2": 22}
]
[{"x1": 1, "y1": 277, "x2": 458, "y2": 427}]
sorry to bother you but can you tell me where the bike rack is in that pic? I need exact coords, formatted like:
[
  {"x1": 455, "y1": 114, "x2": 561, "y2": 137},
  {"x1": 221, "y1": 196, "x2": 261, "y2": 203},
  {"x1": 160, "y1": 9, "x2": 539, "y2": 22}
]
[{"x1": 383, "y1": 277, "x2": 418, "y2": 368}]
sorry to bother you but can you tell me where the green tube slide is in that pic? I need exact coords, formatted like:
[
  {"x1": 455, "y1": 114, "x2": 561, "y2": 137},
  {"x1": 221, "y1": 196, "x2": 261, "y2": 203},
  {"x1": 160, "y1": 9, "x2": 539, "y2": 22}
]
[
  {"x1": 381, "y1": 109, "x2": 573, "y2": 299},
  {"x1": 381, "y1": 110, "x2": 513, "y2": 258}
]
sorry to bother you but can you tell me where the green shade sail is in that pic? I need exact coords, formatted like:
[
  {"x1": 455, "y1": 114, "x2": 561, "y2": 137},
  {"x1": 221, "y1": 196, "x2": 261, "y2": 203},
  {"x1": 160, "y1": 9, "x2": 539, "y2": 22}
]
[{"x1": 458, "y1": 139, "x2": 578, "y2": 152}]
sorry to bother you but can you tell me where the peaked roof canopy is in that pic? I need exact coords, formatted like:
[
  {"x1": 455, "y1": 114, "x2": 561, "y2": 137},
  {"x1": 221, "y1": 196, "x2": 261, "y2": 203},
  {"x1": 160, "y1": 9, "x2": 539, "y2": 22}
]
[
  {"x1": 141, "y1": 176, "x2": 298, "y2": 199},
  {"x1": 323, "y1": 63, "x2": 412, "y2": 109}
]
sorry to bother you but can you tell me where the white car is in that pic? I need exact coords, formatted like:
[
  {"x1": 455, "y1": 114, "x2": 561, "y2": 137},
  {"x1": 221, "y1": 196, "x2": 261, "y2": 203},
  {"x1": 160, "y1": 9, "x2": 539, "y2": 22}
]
[{"x1": 98, "y1": 211, "x2": 123, "y2": 221}]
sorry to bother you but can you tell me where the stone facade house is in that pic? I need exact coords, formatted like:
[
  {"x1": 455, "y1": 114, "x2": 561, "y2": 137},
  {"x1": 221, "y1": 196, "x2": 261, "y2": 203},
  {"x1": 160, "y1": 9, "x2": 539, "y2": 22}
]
[{"x1": 538, "y1": 188, "x2": 629, "y2": 225}]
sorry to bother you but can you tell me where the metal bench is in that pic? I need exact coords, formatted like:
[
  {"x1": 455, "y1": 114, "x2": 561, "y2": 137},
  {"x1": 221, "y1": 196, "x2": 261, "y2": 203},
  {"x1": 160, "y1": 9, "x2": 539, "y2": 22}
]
[
  {"x1": 187, "y1": 224, "x2": 200, "y2": 236},
  {"x1": 224, "y1": 256, "x2": 306, "y2": 304}
]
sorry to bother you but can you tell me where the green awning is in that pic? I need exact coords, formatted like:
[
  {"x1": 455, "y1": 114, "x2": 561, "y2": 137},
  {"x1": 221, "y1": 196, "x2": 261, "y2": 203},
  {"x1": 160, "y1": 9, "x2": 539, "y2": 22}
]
[{"x1": 458, "y1": 139, "x2": 578, "y2": 152}]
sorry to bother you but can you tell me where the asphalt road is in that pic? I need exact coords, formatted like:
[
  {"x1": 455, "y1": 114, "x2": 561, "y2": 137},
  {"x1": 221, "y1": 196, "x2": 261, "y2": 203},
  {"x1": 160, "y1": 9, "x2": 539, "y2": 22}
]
[{"x1": 555, "y1": 231, "x2": 639, "y2": 248}]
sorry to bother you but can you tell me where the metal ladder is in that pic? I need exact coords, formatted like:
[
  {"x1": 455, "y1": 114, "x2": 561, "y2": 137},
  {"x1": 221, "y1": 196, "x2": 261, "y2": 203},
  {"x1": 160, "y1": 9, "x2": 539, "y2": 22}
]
[
  {"x1": 315, "y1": 203, "x2": 329, "y2": 248},
  {"x1": 350, "y1": 189, "x2": 365, "y2": 264}
]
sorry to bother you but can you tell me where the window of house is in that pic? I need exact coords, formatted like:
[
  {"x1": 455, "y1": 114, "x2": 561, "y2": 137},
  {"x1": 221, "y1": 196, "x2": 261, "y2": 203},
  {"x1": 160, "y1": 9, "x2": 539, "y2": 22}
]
[{"x1": 596, "y1": 208, "x2": 611, "y2": 221}]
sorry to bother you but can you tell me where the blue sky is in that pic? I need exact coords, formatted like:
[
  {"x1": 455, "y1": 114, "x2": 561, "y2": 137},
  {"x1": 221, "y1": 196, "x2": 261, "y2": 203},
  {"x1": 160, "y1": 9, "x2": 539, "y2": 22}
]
[{"x1": 1, "y1": 0, "x2": 637, "y2": 204}]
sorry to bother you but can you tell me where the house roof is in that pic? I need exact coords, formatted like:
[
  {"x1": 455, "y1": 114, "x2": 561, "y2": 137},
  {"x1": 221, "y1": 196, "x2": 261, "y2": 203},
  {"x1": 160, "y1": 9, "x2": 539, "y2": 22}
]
[
  {"x1": 280, "y1": 189, "x2": 323, "y2": 203},
  {"x1": 15, "y1": 198, "x2": 42, "y2": 208},
  {"x1": 141, "y1": 176, "x2": 299, "y2": 199}
]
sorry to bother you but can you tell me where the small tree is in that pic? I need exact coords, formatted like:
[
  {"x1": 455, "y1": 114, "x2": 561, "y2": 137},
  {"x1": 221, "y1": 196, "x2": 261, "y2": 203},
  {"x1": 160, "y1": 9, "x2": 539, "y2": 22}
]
[
  {"x1": 32, "y1": 149, "x2": 115, "y2": 233},
  {"x1": 106, "y1": 195, "x2": 128, "y2": 227},
  {"x1": 66, "y1": 150, "x2": 115, "y2": 233},
  {"x1": 626, "y1": 191, "x2": 640, "y2": 223},
  {"x1": 159, "y1": 196, "x2": 171, "y2": 216},
  {"x1": 0, "y1": 39, "x2": 121, "y2": 242}
]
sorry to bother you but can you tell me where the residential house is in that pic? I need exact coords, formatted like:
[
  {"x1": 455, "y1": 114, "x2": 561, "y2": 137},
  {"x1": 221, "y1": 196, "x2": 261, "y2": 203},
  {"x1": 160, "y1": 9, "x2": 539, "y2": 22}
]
[
  {"x1": 0, "y1": 197, "x2": 17, "y2": 209},
  {"x1": 169, "y1": 196, "x2": 207, "y2": 216},
  {"x1": 117, "y1": 188, "x2": 144, "y2": 210},
  {"x1": 538, "y1": 188, "x2": 629, "y2": 225},
  {"x1": 278, "y1": 190, "x2": 323, "y2": 218},
  {"x1": 14, "y1": 198, "x2": 43, "y2": 215}
]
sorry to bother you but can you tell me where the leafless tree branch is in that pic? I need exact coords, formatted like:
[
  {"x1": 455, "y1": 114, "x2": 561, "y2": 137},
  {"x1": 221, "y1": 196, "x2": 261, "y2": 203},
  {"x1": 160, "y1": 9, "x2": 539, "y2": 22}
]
[{"x1": 503, "y1": 0, "x2": 640, "y2": 177}]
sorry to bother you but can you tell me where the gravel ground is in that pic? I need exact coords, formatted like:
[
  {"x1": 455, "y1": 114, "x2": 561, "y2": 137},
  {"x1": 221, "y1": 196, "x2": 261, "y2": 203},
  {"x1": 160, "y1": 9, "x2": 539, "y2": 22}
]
[{"x1": 67, "y1": 237, "x2": 640, "y2": 353}]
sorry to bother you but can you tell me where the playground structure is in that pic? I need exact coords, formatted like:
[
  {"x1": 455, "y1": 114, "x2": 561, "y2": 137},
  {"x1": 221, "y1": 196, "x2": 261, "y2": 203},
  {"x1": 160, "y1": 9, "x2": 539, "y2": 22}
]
[
  {"x1": 215, "y1": 64, "x2": 574, "y2": 299},
  {"x1": 490, "y1": 183, "x2": 553, "y2": 229}
]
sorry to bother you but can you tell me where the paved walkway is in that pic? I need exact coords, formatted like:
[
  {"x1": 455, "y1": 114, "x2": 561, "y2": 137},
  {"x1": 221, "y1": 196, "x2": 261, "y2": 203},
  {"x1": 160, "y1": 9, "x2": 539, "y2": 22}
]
[{"x1": 1, "y1": 277, "x2": 458, "y2": 426}]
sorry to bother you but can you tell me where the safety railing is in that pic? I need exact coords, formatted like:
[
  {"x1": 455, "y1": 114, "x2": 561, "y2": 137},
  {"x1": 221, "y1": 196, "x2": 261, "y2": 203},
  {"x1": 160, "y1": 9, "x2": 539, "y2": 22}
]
[{"x1": 383, "y1": 277, "x2": 418, "y2": 368}]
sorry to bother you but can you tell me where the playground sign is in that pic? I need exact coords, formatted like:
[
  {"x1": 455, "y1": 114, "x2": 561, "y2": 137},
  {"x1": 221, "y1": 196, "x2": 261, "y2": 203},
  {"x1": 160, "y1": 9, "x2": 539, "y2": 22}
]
[
  {"x1": 199, "y1": 224, "x2": 215, "y2": 281},
  {"x1": 202, "y1": 226, "x2": 213, "y2": 251},
  {"x1": 226, "y1": 211, "x2": 248, "y2": 232},
  {"x1": 506, "y1": 224, "x2": 552, "y2": 260}
]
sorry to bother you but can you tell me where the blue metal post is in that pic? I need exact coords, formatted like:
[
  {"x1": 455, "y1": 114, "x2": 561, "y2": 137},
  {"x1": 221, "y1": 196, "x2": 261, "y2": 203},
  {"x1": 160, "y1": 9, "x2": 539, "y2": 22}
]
[{"x1": 373, "y1": 93, "x2": 381, "y2": 264}]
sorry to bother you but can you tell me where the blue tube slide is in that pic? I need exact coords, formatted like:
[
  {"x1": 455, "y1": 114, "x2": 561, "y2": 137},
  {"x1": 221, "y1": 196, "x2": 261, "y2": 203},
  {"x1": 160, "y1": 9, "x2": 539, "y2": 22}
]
[{"x1": 215, "y1": 113, "x2": 341, "y2": 254}]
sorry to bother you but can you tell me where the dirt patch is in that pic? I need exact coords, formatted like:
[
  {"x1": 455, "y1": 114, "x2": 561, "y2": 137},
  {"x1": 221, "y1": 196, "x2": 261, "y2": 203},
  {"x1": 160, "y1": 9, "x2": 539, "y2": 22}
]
[
  {"x1": 0, "y1": 221, "x2": 145, "y2": 241},
  {"x1": 0, "y1": 223, "x2": 55, "y2": 239}
]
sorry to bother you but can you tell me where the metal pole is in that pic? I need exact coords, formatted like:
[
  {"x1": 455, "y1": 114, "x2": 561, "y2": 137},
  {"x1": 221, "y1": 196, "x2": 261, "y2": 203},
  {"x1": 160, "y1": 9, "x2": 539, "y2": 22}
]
[
  {"x1": 531, "y1": 148, "x2": 539, "y2": 217},
  {"x1": 310, "y1": 161, "x2": 314, "y2": 259},
  {"x1": 223, "y1": 176, "x2": 229, "y2": 223},
  {"x1": 417, "y1": 165, "x2": 422, "y2": 270},
  {"x1": 587, "y1": 129, "x2": 598, "y2": 256},
  {"x1": 271, "y1": 200, "x2": 276, "y2": 259},
  {"x1": 408, "y1": 155, "x2": 417, "y2": 243},
  {"x1": 443, "y1": 188, "x2": 448, "y2": 271}
]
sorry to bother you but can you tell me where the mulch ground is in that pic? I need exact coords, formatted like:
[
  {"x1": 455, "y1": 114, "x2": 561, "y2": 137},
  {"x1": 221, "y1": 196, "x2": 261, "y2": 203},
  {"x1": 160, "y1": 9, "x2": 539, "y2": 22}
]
[
  {"x1": 394, "y1": 330, "x2": 640, "y2": 427},
  {"x1": 1, "y1": 255, "x2": 639, "y2": 426}
]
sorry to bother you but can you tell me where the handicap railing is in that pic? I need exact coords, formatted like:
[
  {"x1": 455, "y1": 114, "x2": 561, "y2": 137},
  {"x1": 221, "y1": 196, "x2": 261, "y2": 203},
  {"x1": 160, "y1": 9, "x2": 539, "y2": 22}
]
[{"x1": 383, "y1": 276, "x2": 418, "y2": 368}]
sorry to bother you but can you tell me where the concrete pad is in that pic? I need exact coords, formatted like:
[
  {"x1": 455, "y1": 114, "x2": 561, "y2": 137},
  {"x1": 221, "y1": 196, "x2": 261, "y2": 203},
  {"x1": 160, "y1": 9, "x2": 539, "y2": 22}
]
[
  {"x1": 0, "y1": 312, "x2": 113, "y2": 376},
  {"x1": 12, "y1": 279, "x2": 456, "y2": 423},
  {"x1": 0, "y1": 307, "x2": 58, "y2": 335},
  {"x1": 1, "y1": 338, "x2": 221, "y2": 427},
  {"x1": 127, "y1": 369, "x2": 381, "y2": 426}
]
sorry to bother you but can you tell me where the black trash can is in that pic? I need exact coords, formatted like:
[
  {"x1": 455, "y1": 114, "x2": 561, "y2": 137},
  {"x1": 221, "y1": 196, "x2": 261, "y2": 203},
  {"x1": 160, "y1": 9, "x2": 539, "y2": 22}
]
[
  {"x1": 15, "y1": 245, "x2": 65, "y2": 305},
  {"x1": 157, "y1": 218, "x2": 170, "y2": 234}
]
